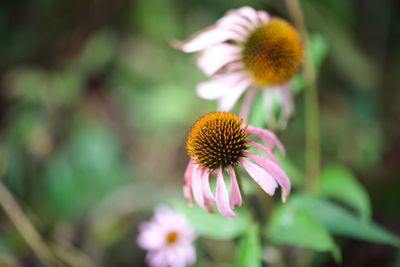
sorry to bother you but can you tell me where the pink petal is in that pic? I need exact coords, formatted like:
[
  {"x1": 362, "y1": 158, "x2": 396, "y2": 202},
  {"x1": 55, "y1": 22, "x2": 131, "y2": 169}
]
[
  {"x1": 147, "y1": 250, "x2": 167, "y2": 267},
  {"x1": 201, "y1": 170, "x2": 215, "y2": 210},
  {"x1": 137, "y1": 230, "x2": 164, "y2": 250},
  {"x1": 277, "y1": 84, "x2": 294, "y2": 119},
  {"x1": 263, "y1": 85, "x2": 294, "y2": 129},
  {"x1": 248, "y1": 140, "x2": 279, "y2": 164},
  {"x1": 183, "y1": 245, "x2": 196, "y2": 265},
  {"x1": 196, "y1": 72, "x2": 245, "y2": 100},
  {"x1": 246, "y1": 126, "x2": 286, "y2": 155},
  {"x1": 262, "y1": 88, "x2": 278, "y2": 129},
  {"x1": 191, "y1": 164, "x2": 206, "y2": 210},
  {"x1": 257, "y1": 11, "x2": 270, "y2": 23},
  {"x1": 239, "y1": 85, "x2": 258, "y2": 121},
  {"x1": 177, "y1": 25, "x2": 244, "y2": 53},
  {"x1": 225, "y1": 61, "x2": 245, "y2": 72},
  {"x1": 218, "y1": 12, "x2": 254, "y2": 31},
  {"x1": 218, "y1": 78, "x2": 251, "y2": 111},
  {"x1": 240, "y1": 158, "x2": 277, "y2": 196},
  {"x1": 215, "y1": 168, "x2": 236, "y2": 217},
  {"x1": 183, "y1": 160, "x2": 194, "y2": 204},
  {"x1": 196, "y1": 44, "x2": 241, "y2": 76},
  {"x1": 244, "y1": 152, "x2": 291, "y2": 202},
  {"x1": 228, "y1": 165, "x2": 242, "y2": 208},
  {"x1": 237, "y1": 6, "x2": 259, "y2": 26}
]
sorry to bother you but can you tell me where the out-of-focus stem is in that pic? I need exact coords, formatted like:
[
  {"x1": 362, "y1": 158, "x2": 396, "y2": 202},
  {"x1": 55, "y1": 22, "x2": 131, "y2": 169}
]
[
  {"x1": 0, "y1": 182, "x2": 64, "y2": 267},
  {"x1": 285, "y1": 0, "x2": 320, "y2": 190}
]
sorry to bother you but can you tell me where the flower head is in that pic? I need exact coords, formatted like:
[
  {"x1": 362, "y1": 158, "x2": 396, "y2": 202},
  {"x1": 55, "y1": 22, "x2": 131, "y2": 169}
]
[
  {"x1": 177, "y1": 6, "x2": 303, "y2": 129},
  {"x1": 137, "y1": 206, "x2": 196, "y2": 267},
  {"x1": 184, "y1": 112, "x2": 291, "y2": 217}
]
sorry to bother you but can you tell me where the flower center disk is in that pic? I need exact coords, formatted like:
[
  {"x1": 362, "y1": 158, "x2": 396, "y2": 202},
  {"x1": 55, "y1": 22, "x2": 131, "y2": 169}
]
[
  {"x1": 186, "y1": 112, "x2": 248, "y2": 170},
  {"x1": 242, "y1": 18, "x2": 303, "y2": 86},
  {"x1": 166, "y1": 231, "x2": 178, "y2": 245}
]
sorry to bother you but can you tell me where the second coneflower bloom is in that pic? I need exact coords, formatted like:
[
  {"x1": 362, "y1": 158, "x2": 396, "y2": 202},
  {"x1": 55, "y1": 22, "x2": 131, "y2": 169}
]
[
  {"x1": 184, "y1": 112, "x2": 291, "y2": 217},
  {"x1": 177, "y1": 6, "x2": 303, "y2": 129}
]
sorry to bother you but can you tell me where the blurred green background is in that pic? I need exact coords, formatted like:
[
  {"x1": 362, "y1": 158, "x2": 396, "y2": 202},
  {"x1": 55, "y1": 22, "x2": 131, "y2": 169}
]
[{"x1": 0, "y1": 0, "x2": 399, "y2": 266}]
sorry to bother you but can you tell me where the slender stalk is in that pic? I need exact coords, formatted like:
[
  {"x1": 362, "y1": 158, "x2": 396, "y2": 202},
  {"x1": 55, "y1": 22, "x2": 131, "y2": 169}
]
[
  {"x1": 0, "y1": 182, "x2": 64, "y2": 267},
  {"x1": 285, "y1": 0, "x2": 320, "y2": 190}
]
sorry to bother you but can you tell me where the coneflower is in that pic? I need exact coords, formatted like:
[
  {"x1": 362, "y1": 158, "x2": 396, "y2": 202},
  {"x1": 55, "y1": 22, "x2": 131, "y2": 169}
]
[
  {"x1": 177, "y1": 6, "x2": 303, "y2": 129},
  {"x1": 184, "y1": 112, "x2": 291, "y2": 217}
]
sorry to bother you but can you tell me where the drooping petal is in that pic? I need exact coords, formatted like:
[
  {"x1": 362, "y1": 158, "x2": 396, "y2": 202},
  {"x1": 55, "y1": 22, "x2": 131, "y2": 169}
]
[
  {"x1": 177, "y1": 25, "x2": 244, "y2": 53},
  {"x1": 237, "y1": 6, "x2": 259, "y2": 26},
  {"x1": 183, "y1": 160, "x2": 194, "y2": 204},
  {"x1": 215, "y1": 168, "x2": 236, "y2": 217},
  {"x1": 196, "y1": 44, "x2": 241, "y2": 76},
  {"x1": 240, "y1": 158, "x2": 277, "y2": 196},
  {"x1": 257, "y1": 11, "x2": 270, "y2": 23},
  {"x1": 191, "y1": 164, "x2": 206, "y2": 210},
  {"x1": 244, "y1": 152, "x2": 291, "y2": 202},
  {"x1": 196, "y1": 72, "x2": 245, "y2": 100},
  {"x1": 201, "y1": 170, "x2": 215, "y2": 211},
  {"x1": 228, "y1": 165, "x2": 242, "y2": 208},
  {"x1": 239, "y1": 86, "x2": 258, "y2": 121},
  {"x1": 263, "y1": 88, "x2": 279, "y2": 129},
  {"x1": 217, "y1": 12, "x2": 254, "y2": 31},
  {"x1": 218, "y1": 78, "x2": 251, "y2": 111},
  {"x1": 248, "y1": 140, "x2": 279, "y2": 164},
  {"x1": 246, "y1": 125, "x2": 286, "y2": 155},
  {"x1": 263, "y1": 84, "x2": 294, "y2": 129},
  {"x1": 277, "y1": 84, "x2": 295, "y2": 120}
]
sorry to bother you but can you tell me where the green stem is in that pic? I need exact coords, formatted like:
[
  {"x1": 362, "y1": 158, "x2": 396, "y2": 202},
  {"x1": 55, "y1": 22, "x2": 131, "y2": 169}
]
[
  {"x1": 0, "y1": 182, "x2": 65, "y2": 267},
  {"x1": 285, "y1": 0, "x2": 320, "y2": 190}
]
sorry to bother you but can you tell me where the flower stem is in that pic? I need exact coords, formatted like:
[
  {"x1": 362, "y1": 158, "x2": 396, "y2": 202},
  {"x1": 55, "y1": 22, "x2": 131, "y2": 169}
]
[
  {"x1": 0, "y1": 182, "x2": 64, "y2": 267},
  {"x1": 285, "y1": 0, "x2": 320, "y2": 190}
]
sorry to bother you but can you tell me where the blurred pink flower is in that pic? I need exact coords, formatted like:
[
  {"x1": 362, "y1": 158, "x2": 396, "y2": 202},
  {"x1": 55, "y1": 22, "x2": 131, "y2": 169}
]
[
  {"x1": 176, "y1": 6, "x2": 303, "y2": 129},
  {"x1": 137, "y1": 206, "x2": 196, "y2": 267},
  {"x1": 184, "y1": 112, "x2": 291, "y2": 217}
]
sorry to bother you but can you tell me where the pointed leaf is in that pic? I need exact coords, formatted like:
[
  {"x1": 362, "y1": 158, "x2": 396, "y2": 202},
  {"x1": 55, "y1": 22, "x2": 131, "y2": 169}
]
[
  {"x1": 266, "y1": 202, "x2": 340, "y2": 260},
  {"x1": 294, "y1": 195, "x2": 400, "y2": 247},
  {"x1": 319, "y1": 165, "x2": 371, "y2": 219}
]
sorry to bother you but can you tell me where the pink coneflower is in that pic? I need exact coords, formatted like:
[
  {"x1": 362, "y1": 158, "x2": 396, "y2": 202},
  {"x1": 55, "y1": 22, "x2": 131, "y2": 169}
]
[
  {"x1": 137, "y1": 206, "x2": 196, "y2": 267},
  {"x1": 177, "y1": 6, "x2": 303, "y2": 129},
  {"x1": 184, "y1": 112, "x2": 291, "y2": 217}
]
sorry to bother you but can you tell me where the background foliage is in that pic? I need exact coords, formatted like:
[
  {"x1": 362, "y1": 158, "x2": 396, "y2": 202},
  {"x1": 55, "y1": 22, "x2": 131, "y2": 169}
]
[{"x1": 0, "y1": 0, "x2": 399, "y2": 266}]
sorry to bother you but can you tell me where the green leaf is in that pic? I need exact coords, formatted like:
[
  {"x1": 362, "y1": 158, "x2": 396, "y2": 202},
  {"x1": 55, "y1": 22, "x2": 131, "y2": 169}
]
[
  {"x1": 235, "y1": 224, "x2": 262, "y2": 267},
  {"x1": 175, "y1": 202, "x2": 251, "y2": 240},
  {"x1": 43, "y1": 122, "x2": 129, "y2": 219},
  {"x1": 266, "y1": 202, "x2": 340, "y2": 260},
  {"x1": 318, "y1": 165, "x2": 371, "y2": 220},
  {"x1": 308, "y1": 33, "x2": 330, "y2": 72},
  {"x1": 294, "y1": 195, "x2": 400, "y2": 247}
]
